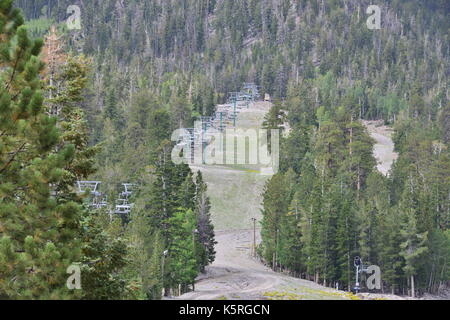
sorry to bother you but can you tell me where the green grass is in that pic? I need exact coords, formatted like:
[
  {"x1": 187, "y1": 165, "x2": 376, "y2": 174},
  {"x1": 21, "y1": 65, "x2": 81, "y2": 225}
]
[
  {"x1": 197, "y1": 103, "x2": 272, "y2": 231},
  {"x1": 263, "y1": 287, "x2": 360, "y2": 300},
  {"x1": 201, "y1": 168, "x2": 268, "y2": 230}
]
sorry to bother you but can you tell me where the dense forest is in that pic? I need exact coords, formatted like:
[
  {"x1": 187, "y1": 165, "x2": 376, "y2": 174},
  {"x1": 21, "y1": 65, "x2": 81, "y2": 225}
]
[
  {"x1": 0, "y1": 0, "x2": 216, "y2": 299},
  {"x1": 0, "y1": 0, "x2": 448, "y2": 299}
]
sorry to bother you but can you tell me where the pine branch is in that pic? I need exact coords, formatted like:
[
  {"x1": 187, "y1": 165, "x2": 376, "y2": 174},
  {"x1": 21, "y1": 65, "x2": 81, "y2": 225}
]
[
  {"x1": 0, "y1": 142, "x2": 26, "y2": 174},
  {"x1": 5, "y1": 47, "x2": 24, "y2": 93}
]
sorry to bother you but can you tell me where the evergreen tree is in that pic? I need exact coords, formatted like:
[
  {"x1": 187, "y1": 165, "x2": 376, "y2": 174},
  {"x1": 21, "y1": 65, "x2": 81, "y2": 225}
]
[
  {"x1": 0, "y1": 3, "x2": 81, "y2": 299},
  {"x1": 261, "y1": 173, "x2": 289, "y2": 270},
  {"x1": 78, "y1": 210, "x2": 129, "y2": 300},
  {"x1": 166, "y1": 208, "x2": 200, "y2": 295},
  {"x1": 145, "y1": 231, "x2": 164, "y2": 299},
  {"x1": 194, "y1": 172, "x2": 216, "y2": 270},
  {"x1": 399, "y1": 183, "x2": 429, "y2": 298}
]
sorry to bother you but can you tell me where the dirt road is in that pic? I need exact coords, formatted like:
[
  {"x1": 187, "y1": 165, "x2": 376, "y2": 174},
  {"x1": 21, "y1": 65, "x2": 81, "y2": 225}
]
[
  {"x1": 178, "y1": 229, "x2": 351, "y2": 300},
  {"x1": 363, "y1": 120, "x2": 398, "y2": 176}
]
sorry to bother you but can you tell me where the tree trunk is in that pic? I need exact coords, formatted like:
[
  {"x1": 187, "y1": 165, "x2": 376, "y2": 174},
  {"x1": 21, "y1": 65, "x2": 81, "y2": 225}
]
[{"x1": 272, "y1": 252, "x2": 276, "y2": 270}]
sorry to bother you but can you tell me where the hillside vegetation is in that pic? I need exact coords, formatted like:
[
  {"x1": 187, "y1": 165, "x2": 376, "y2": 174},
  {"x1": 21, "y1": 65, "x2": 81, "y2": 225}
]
[{"x1": 0, "y1": 0, "x2": 447, "y2": 299}]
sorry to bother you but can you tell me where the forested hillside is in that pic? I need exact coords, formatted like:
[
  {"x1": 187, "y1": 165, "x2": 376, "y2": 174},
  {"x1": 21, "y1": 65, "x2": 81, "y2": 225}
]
[
  {"x1": 15, "y1": 0, "x2": 449, "y2": 179},
  {"x1": 0, "y1": 0, "x2": 448, "y2": 299},
  {"x1": 1, "y1": 0, "x2": 216, "y2": 299}
]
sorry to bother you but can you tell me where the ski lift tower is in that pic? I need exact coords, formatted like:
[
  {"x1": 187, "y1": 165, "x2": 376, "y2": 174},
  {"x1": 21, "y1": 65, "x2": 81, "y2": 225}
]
[
  {"x1": 120, "y1": 183, "x2": 134, "y2": 200},
  {"x1": 228, "y1": 92, "x2": 239, "y2": 127},
  {"x1": 200, "y1": 117, "x2": 213, "y2": 164},
  {"x1": 174, "y1": 128, "x2": 195, "y2": 164},
  {"x1": 77, "y1": 181, "x2": 103, "y2": 208},
  {"x1": 216, "y1": 111, "x2": 225, "y2": 131},
  {"x1": 353, "y1": 256, "x2": 362, "y2": 293}
]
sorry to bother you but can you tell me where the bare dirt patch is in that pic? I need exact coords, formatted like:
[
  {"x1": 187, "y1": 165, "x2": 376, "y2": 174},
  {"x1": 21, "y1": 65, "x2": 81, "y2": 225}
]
[
  {"x1": 363, "y1": 120, "x2": 398, "y2": 176},
  {"x1": 177, "y1": 229, "x2": 351, "y2": 300}
]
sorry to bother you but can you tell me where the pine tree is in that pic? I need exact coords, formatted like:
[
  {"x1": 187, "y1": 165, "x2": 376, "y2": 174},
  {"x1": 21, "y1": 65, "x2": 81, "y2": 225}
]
[
  {"x1": 78, "y1": 210, "x2": 129, "y2": 300},
  {"x1": 123, "y1": 190, "x2": 159, "y2": 300},
  {"x1": 0, "y1": 3, "x2": 81, "y2": 299},
  {"x1": 262, "y1": 99, "x2": 285, "y2": 152},
  {"x1": 344, "y1": 115, "x2": 376, "y2": 193},
  {"x1": 261, "y1": 173, "x2": 289, "y2": 270},
  {"x1": 166, "y1": 208, "x2": 200, "y2": 295},
  {"x1": 41, "y1": 36, "x2": 99, "y2": 187},
  {"x1": 179, "y1": 172, "x2": 196, "y2": 211},
  {"x1": 399, "y1": 180, "x2": 429, "y2": 298},
  {"x1": 41, "y1": 25, "x2": 66, "y2": 117},
  {"x1": 278, "y1": 197, "x2": 304, "y2": 275},
  {"x1": 194, "y1": 172, "x2": 216, "y2": 270},
  {"x1": 145, "y1": 231, "x2": 164, "y2": 299},
  {"x1": 41, "y1": 29, "x2": 129, "y2": 300},
  {"x1": 145, "y1": 141, "x2": 192, "y2": 242}
]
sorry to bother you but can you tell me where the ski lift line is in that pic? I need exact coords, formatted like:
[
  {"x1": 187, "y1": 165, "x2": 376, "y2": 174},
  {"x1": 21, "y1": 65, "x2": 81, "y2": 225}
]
[
  {"x1": 90, "y1": 83, "x2": 260, "y2": 214},
  {"x1": 177, "y1": 82, "x2": 261, "y2": 163}
]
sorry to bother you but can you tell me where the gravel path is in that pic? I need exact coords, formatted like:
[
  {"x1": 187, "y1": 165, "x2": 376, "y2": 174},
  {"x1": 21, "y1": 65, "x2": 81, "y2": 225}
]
[
  {"x1": 363, "y1": 120, "x2": 398, "y2": 176},
  {"x1": 177, "y1": 229, "x2": 349, "y2": 300}
]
